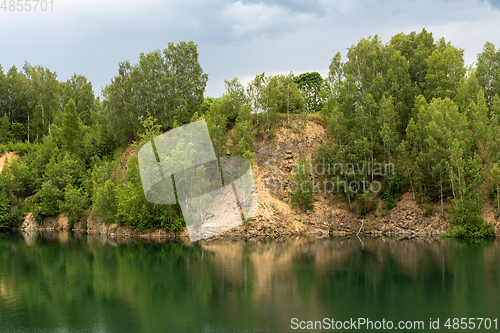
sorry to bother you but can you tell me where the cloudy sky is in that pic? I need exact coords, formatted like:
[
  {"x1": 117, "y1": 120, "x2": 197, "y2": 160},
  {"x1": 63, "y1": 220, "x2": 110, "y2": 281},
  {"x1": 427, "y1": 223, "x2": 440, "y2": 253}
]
[{"x1": 1, "y1": 0, "x2": 500, "y2": 97}]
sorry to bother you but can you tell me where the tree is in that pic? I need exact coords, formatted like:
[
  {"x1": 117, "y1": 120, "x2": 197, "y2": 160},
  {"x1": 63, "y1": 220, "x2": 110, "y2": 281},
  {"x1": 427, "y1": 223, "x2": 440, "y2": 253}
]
[
  {"x1": 390, "y1": 29, "x2": 436, "y2": 95},
  {"x1": 294, "y1": 72, "x2": 323, "y2": 113},
  {"x1": 206, "y1": 98, "x2": 228, "y2": 158},
  {"x1": 220, "y1": 77, "x2": 247, "y2": 124},
  {"x1": 261, "y1": 73, "x2": 303, "y2": 127},
  {"x1": 61, "y1": 99, "x2": 81, "y2": 153},
  {"x1": 163, "y1": 41, "x2": 209, "y2": 125},
  {"x1": 491, "y1": 163, "x2": 500, "y2": 216},
  {"x1": 424, "y1": 38, "x2": 466, "y2": 101},
  {"x1": 489, "y1": 96, "x2": 500, "y2": 163},
  {"x1": 231, "y1": 104, "x2": 254, "y2": 163},
  {"x1": 94, "y1": 179, "x2": 117, "y2": 223},
  {"x1": 325, "y1": 52, "x2": 344, "y2": 102},
  {"x1": 138, "y1": 110, "x2": 162, "y2": 145},
  {"x1": 343, "y1": 35, "x2": 386, "y2": 96},
  {"x1": 102, "y1": 61, "x2": 135, "y2": 146},
  {"x1": 0, "y1": 114, "x2": 11, "y2": 143},
  {"x1": 23, "y1": 63, "x2": 61, "y2": 142},
  {"x1": 455, "y1": 69, "x2": 481, "y2": 113},
  {"x1": 291, "y1": 156, "x2": 314, "y2": 211},
  {"x1": 378, "y1": 95, "x2": 398, "y2": 163},
  {"x1": 246, "y1": 72, "x2": 266, "y2": 114},
  {"x1": 386, "y1": 48, "x2": 415, "y2": 132},
  {"x1": 199, "y1": 97, "x2": 214, "y2": 116},
  {"x1": 61, "y1": 184, "x2": 88, "y2": 224},
  {"x1": 476, "y1": 41, "x2": 500, "y2": 107},
  {"x1": 470, "y1": 90, "x2": 490, "y2": 158},
  {"x1": 30, "y1": 180, "x2": 63, "y2": 219},
  {"x1": 62, "y1": 74, "x2": 95, "y2": 126},
  {"x1": 0, "y1": 66, "x2": 8, "y2": 117},
  {"x1": 103, "y1": 41, "x2": 208, "y2": 145}
]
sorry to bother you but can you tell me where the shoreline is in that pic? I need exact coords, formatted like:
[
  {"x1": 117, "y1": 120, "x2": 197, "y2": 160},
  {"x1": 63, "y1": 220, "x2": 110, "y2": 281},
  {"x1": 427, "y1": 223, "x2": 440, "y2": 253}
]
[{"x1": 9, "y1": 220, "x2": 466, "y2": 244}]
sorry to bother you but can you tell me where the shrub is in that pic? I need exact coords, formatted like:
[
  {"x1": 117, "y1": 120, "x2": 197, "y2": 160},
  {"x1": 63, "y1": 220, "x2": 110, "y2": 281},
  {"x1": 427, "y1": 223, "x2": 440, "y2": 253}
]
[
  {"x1": 29, "y1": 180, "x2": 63, "y2": 220},
  {"x1": 356, "y1": 191, "x2": 377, "y2": 216},
  {"x1": 61, "y1": 184, "x2": 88, "y2": 222},
  {"x1": 94, "y1": 179, "x2": 117, "y2": 223},
  {"x1": 449, "y1": 198, "x2": 493, "y2": 239},
  {"x1": 450, "y1": 223, "x2": 494, "y2": 239},
  {"x1": 290, "y1": 156, "x2": 314, "y2": 211},
  {"x1": 382, "y1": 172, "x2": 407, "y2": 209}
]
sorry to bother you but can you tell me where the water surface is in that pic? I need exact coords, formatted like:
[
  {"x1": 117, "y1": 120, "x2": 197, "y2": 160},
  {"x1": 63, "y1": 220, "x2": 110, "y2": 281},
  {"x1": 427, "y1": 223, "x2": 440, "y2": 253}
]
[{"x1": 0, "y1": 232, "x2": 499, "y2": 332}]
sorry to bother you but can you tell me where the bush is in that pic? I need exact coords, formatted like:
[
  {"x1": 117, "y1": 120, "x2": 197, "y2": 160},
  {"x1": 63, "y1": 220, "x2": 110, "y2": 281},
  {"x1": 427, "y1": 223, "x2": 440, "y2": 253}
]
[
  {"x1": 449, "y1": 198, "x2": 493, "y2": 239},
  {"x1": 61, "y1": 184, "x2": 88, "y2": 221},
  {"x1": 7, "y1": 141, "x2": 35, "y2": 156},
  {"x1": 382, "y1": 172, "x2": 407, "y2": 209},
  {"x1": 29, "y1": 180, "x2": 63, "y2": 220},
  {"x1": 450, "y1": 223, "x2": 494, "y2": 239},
  {"x1": 290, "y1": 156, "x2": 314, "y2": 211},
  {"x1": 356, "y1": 191, "x2": 377, "y2": 216},
  {"x1": 94, "y1": 179, "x2": 117, "y2": 223},
  {"x1": 8, "y1": 158, "x2": 33, "y2": 198}
]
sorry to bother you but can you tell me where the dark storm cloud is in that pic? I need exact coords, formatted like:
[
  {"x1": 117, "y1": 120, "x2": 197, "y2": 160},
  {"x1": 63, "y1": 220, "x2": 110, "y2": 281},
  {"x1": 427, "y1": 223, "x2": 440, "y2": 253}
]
[{"x1": 485, "y1": 0, "x2": 500, "y2": 9}]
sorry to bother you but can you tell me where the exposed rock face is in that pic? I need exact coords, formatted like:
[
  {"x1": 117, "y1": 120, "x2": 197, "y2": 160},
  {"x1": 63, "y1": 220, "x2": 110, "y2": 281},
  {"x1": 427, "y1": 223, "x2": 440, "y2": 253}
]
[
  {"x1": 41, "y1": 215, "x2": 69, "y2": 231},
  {"x1": 19, "y1": 213, "x2": 38, "y2": 231}
]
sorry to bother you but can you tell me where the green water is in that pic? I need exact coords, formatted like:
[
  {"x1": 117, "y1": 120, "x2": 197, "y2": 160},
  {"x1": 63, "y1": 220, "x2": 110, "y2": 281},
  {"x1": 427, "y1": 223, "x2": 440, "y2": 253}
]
[{"x1": 0, "y1": 232, "x2": 499, "y2": 332}]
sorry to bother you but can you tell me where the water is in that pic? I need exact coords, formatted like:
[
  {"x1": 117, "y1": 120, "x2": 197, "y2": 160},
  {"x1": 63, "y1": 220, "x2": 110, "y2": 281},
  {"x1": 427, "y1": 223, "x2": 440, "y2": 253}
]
[{"x1": 0, "y1": 232, "x2": 499, "y2": 332}]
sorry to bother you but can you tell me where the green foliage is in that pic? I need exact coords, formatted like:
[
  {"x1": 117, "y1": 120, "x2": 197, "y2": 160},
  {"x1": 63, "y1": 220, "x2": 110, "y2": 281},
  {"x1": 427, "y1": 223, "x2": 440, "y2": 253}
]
[
  {"x1": 491, "y1": 163, "x2": 500, "y2": 216},
  {"x1": 102, "y1": 41, "x2": 208, "y2": 146},
  {"x1": 61, "y1": 99, "x2": 81, "y2": 153},
  {"x1": 29, "y1": 180, "x2": 63, "y2": 220},
  {"x1": 291, "y1": 157, "x2": 314, "y2": 211},
  {"x1": 94, "y1": 179, "x2": 117, "y2": 223},
  {"x1": 206, "y1": 98, "x2": 228, "y2": 158},
  {"x1": 62, "y1": 74, "x2": 95, "y2": 126},
  {"x1": 382, "y1": 172, "x2": 407, "y2": 209},
  {"x1": 231, "y1": 104, "x2": 254, "y2": 163},
  {"x1": 138, "y1": 110, "x2": 162, "y2": 145},
  {"x1": 1, "y1": 32, "x2": 500, "y2": 240},
  {"x1": 475, "y1": 41, "x2": 500, "y2": 107},
  {"x1": 0, "y1": 170, "x2": 23, "y2": 229},
  {"x1": 44, "y1": 153, "x2": 85, "y2": 190},
  {"x1": 200, "y1": 97, "x2": 214, "y2": 116},
  {"x1": 449, "y1": 222, "x2": 494, "y2": 239},
  {"x1": 355, "y1": 191, "x2": 377, "y2": 216},
  {"x1": 220, "y1": 77, "x2": 247, "y2": 124},
  {"x1": 0, "y1": 114, "x2": 12, "y2": 143},
  {"x1": 22, "y1": 63, "x2": 61, "y2": 142},
  {"x1": 8, "y1": 157, "x2": 33, "y2": 197},
  {"x1": 113, "y1": 154, "x2": 182, "y2": 231},
  {"x1": 294, "y1": 72, "x2": 323, "y2": 113},
  {"x1": 61, "y1": 184, "x2": 88, "y2": 222}
]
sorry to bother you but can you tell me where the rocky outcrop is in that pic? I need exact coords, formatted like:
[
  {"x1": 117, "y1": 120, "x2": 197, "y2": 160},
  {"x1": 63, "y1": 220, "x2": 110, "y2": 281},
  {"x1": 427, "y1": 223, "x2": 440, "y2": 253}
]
[{"x1": 19, "y1": 213, "x2": 38, "y2": 231}]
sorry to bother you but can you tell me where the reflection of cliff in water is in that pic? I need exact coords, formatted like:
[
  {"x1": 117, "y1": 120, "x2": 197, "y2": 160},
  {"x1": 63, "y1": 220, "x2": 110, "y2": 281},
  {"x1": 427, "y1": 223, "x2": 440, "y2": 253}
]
[{"x1": 2, "y1": 231, "x2": 500, "y2": 332}]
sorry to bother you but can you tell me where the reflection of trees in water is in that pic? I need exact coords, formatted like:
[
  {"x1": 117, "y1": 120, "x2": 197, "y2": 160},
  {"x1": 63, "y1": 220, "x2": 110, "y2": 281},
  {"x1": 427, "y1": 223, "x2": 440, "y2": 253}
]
[{"x1": 1, "y1": 232, "x2": 500, "y2": 332}]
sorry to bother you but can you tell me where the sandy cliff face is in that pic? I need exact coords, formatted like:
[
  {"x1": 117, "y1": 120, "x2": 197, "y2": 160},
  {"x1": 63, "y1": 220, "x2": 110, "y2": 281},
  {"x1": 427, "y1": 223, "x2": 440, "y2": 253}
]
[{"x1": 213, "y1": 118, "x2": 499, "y2": 240}]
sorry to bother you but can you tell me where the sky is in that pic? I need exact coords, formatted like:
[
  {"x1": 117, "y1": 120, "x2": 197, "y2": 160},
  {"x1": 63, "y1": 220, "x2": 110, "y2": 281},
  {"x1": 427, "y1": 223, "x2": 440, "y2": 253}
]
[{"x1": 1, "y1": 0, "x2": 500, "y2": 98}]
